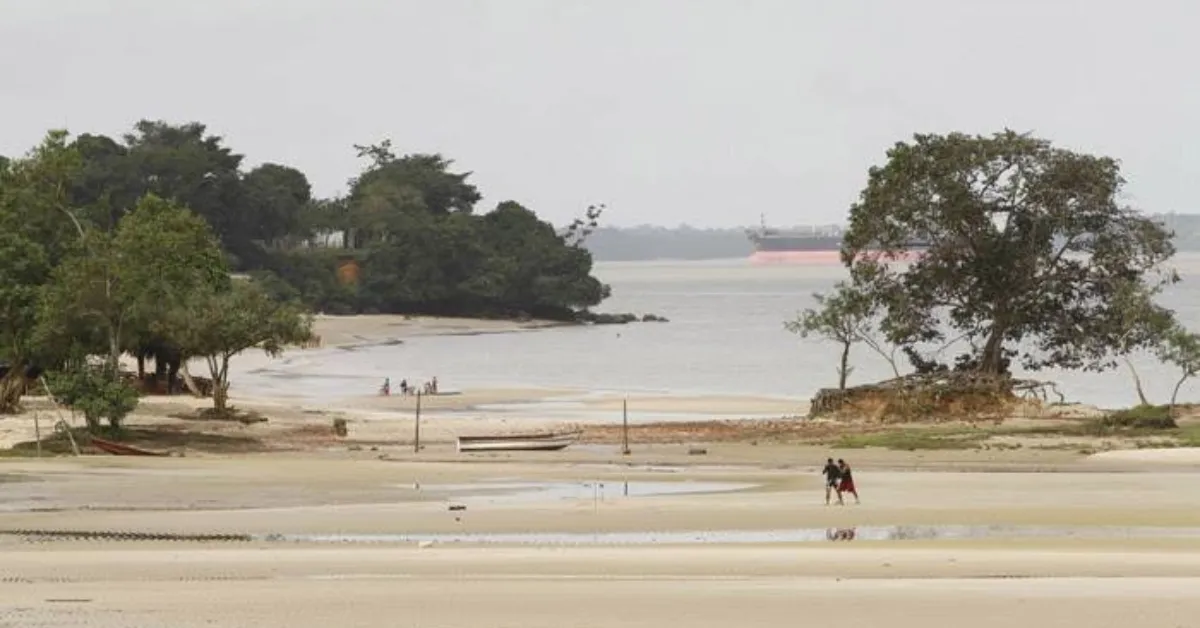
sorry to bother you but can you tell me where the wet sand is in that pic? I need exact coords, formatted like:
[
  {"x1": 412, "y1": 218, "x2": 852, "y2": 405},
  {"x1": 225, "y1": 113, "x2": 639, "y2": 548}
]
[{"x1": 2, "y1": 455, "x2": 1200, "y2": 627}]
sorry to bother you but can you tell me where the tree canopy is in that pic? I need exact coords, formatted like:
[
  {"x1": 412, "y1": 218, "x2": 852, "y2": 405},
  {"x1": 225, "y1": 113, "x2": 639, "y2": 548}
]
[
  {"x1": 841, "y1": 130, "x2": 1179, "y2": 376},
  {"x1": 41, "y1": 120, "x2": 608, "y2": 320}
]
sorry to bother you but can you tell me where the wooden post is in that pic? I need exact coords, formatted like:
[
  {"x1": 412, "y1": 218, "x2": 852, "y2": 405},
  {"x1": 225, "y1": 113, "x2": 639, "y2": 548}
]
[
  {"x1": 33, "y1": 411, "x2": 42, "y2": 458},
  {"x1": 414, "y1": 391, "x2": 422, "y2": 453},
  {"x1": 622, "y1": 398, "x2": 631, "y2": 455}
]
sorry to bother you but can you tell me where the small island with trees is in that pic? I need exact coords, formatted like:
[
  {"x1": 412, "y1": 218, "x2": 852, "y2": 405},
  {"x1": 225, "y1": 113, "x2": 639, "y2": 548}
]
[{"x1": 787, "y1": 130, "x2": 1200, "y2": 444}]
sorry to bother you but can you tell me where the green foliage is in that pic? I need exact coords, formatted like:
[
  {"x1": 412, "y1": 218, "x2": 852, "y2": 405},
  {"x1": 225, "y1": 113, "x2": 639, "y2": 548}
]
[
  {"x1": 35, "y1": 194, "x2": 230, "y2": 370},
  {"x1": 46, "y1": 365, "x2": 139, "y2": 432},
  {"x1": 170, "y1": 280, "x2": 313, "y2": 412},
  {"x1": 1092, "y1": 405, "x2": 1177, "y2": 431},
  {"x1": 786, "y1": 281, "x2": 896, "y2": 389},
  {"x1": 23, "y1": 121, "x2": 607, "y2": 321},
  {"x1": 843, "y1": 130, "x2": 1178, "y2": 375},
  {"x1": 0, "y1": 132, "x2": 84, "y2": 412},
  {"x1": 829, "y1": 429, "x2": 986, "y2": 451}
]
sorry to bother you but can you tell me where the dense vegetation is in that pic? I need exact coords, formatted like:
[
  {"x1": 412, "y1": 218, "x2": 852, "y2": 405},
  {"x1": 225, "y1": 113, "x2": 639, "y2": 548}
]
[
  {"x1": 1, "y1": 121, "x2": 611, "y2": 430},
  {"x1": 16, "y1": 123, "x2": 610, "y2": 320},
  {"x1": 788, "y1": 130, "x2": 1200, "y2": 419}
]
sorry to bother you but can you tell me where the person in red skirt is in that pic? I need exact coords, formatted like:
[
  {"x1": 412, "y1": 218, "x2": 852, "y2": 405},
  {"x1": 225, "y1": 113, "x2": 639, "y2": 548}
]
[{"x1": 836, "y1": 459, "x2": 859, "y2": 504}]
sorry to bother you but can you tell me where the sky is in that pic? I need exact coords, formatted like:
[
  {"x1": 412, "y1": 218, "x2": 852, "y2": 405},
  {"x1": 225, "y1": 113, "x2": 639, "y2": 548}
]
[{"x1": 2, "y1": 0, "x2": 1197, "y2": 228}]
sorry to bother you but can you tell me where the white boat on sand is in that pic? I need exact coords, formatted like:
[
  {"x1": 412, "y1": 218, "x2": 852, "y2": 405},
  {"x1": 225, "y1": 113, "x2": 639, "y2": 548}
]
[{"x1": 456, "y1": 430, "x2": 582, "y2": 453}]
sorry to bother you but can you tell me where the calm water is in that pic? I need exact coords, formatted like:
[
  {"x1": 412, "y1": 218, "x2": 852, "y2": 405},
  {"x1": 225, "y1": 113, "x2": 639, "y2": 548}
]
[{"x1": 238, "y1": 255, "x2": 1200, "y2": 409}]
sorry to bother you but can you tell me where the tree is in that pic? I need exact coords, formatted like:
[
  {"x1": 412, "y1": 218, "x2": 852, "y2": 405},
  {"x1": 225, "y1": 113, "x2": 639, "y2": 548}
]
[
  {"x1": 0, "y1": 131, "x2": 82, "y2": 412},
  {"x1": 172, "y1": 281, "x2": 313, "y2": 413},
  {"x1": 122, "y1": 120, "x2": 254, "y2": 264},
  {"x1": 0, "y1": 232, "x2": 51, "y2": 413},
  {"x1": 785, "y1": 281, "x2": 896, "y2": 390},
  {"x1": 242, "y1": 163, "x2": 312, "y2": 247},
  {"x1": 68, "y1": 133, "x2": 141, "y2": 230},
  {"x1": 36, "y1": 194, "x2": 229, "y2": 379},
  {"x1": 343, "y1": 141, "x2": 482, "y2": 249},
  {"x1": 842, "y1": 130, "x2": 1177, "y2": 375},
  {"x1": 1158, "y1": 326, "x2": 1200, "y2": 417}
]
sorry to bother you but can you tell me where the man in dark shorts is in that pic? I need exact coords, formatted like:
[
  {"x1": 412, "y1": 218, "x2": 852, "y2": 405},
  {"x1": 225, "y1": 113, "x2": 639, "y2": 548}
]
[{"x1": 822, "y1": 458, "x2": 842, "y2": 505}]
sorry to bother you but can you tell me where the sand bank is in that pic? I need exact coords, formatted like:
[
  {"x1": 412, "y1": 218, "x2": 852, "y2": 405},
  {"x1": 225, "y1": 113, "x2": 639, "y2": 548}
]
[{"x1": 309, "y1": 313, "x2": 565, "y2": 348}]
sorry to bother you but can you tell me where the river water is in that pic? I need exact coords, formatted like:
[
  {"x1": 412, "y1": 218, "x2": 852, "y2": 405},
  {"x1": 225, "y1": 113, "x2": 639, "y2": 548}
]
[{"x1": 239, "y1": 255, "x2": 1200, "y2": 409}]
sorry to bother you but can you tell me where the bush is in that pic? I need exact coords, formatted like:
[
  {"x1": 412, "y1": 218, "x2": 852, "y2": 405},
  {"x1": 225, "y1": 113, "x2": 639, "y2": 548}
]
[
  {"x1": 46, "y1": 366, "x2": 139, "y2": 433},
  {"x1": 1095, "y1": 405, "x2": 1178, "y2": 431}
]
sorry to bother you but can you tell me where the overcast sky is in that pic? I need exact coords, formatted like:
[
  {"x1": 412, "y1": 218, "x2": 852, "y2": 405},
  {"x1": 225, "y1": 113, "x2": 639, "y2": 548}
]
[{"x1": 2, "y1": 0, "x2": 1196, "y2": 227}]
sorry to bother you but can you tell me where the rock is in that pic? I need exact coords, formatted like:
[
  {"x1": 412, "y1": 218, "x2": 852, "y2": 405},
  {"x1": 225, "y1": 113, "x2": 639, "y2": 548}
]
[{"x1": 641, "y1": 313, "x2": 669, "y2": 322}]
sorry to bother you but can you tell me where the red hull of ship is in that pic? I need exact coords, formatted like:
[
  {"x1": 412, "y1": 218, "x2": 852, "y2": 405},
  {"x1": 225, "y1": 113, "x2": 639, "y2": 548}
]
[{"x1": 749, "y1": 250, "x2": 924, "y2": 265}]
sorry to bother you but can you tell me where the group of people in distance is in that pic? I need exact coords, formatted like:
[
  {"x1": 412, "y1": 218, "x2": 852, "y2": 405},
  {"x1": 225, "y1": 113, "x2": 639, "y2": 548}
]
[
  {"x1": 821, "y1": 458, "x2": 859, "y2": 506},
  {"x1": 379, "y1": 376, "x2": 439, "y2": 397}
]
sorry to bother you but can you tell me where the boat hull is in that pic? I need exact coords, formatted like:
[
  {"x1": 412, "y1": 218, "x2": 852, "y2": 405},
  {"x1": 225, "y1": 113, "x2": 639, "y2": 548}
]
[
  {"x1": 456, "y1": 431, "x2": 581, "y2": 453},
  {"x1": 749, "y1": 249, "x2": 925, "y2": 265},
  {"x1": 90, "y1": 436, "x2": 170, "y2": 457}
]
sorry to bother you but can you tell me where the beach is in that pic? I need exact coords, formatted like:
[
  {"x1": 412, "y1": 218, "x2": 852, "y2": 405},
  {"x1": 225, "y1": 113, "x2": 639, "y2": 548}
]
[{"x1": 3, "y1": 313, "x2": 1200, "y2": 627}]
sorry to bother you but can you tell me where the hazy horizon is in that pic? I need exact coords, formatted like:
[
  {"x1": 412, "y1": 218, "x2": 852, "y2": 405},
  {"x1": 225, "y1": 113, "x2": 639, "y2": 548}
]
[{"x1": 3, "y1": 0, "x2": 1198, "y2": 228}]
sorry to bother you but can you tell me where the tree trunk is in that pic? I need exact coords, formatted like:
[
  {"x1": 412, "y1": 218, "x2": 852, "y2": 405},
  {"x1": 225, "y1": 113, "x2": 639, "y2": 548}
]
[
  {"x1": 179, "y1": 363, "x2": 204, "y2": 397},
  {"x1": 979, "y1": 326, "x2": 1007, "y2": 374},
  {"x1": 1169, "y1": 373, "x2": 1188, "y2": 417},
  {"x1": 837, "y1": 341, "x2": 851, "y2": 390},
  {"x1": 0, "y1": 366, "x2": 27, "y2": 414},
  {"x1": 885, "y1": 349, "x2": 900, "y2": 379},
  {"x1": 165, "y1": 358, "x2": 180, "y2": 395},
  {"x1": 107, "y1": 332, "x2": 121, "y2": 378},
  {"x1": 208, "y1": 355, "x2": 231, "y2": 413},
  {"x1": 136, "y1": 355, "x2": 146, "y2": 379},
  {"x1": 1124, "y1": 358, "x2": 1149, "y2": 406},
  {"x1": 213, "y1": 380, "x2": 229, "y2": 413}
]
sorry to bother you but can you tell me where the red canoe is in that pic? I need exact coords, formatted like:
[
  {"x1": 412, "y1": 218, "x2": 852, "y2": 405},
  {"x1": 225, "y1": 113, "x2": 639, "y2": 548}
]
[{"x1": 90, "y1": 436, "x2": 170, "y2": 457}]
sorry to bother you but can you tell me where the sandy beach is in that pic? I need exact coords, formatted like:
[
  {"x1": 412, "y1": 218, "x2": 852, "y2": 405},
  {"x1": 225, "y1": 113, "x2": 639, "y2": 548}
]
[{"x1": 3, "y1": 314, "x2": 1200, "y2": 627}]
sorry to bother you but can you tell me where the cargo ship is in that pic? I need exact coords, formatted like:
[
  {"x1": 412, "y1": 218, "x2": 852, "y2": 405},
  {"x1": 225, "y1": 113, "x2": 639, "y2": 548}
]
[{"x1": 745, "y1": 216, "x2": 928, "y2": 264}]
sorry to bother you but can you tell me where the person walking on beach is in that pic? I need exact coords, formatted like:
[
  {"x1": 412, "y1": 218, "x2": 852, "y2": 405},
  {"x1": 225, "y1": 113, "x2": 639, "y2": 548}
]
[
  {"x1": 822, "y1": 458, "x2": 842, "y2": 505},
  {"x1": 837, "y1": 459, "x2": 859, "y2": 504}
]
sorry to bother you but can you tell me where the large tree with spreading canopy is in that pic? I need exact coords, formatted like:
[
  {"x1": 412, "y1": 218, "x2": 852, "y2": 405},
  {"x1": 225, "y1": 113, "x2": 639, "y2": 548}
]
[{"x1": 841, "y1": 130, "x2": 1177, "y2": 376}]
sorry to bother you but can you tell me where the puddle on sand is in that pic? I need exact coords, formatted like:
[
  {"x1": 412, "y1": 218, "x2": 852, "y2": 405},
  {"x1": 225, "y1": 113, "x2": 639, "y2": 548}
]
[
  {"x1": 269, "y1": 525, "x2": 1200, "y2": 546},
  {"x1": 412, "y1": 481, "x2": 756, "y2": 504}
]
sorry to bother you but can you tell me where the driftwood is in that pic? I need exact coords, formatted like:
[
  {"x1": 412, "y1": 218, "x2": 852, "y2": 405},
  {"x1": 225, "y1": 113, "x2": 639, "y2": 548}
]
[{"x1": 810, "y1": 372, "x2": 1063, "y2": 422}]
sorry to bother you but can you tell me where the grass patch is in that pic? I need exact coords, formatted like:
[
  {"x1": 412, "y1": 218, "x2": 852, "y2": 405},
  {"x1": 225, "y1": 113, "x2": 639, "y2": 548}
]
[
  {"x1": 1178, "y1": 425, "x2": 1200, "y2": 447},
  {"x1": 1097, "y1": 404, "x2": 1177, "y2": 430},
  {"x1": 828, "y1": 429, "x2": 987, "y2": 451}
]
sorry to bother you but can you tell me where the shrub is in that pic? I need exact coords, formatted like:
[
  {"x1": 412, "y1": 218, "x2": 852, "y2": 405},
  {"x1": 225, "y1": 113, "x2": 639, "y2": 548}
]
[{"x1": 46, "y1": 366, "x2": 139, "y2": 433}]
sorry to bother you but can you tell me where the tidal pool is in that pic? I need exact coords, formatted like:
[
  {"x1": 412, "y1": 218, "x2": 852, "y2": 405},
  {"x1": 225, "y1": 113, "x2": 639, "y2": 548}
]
[
  {"x1": 413, "y1": 480, "x2": 757, "y2": 504},
  {"x1": 271, "y1": 524, "x2": 1200, "y2": 546}
]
